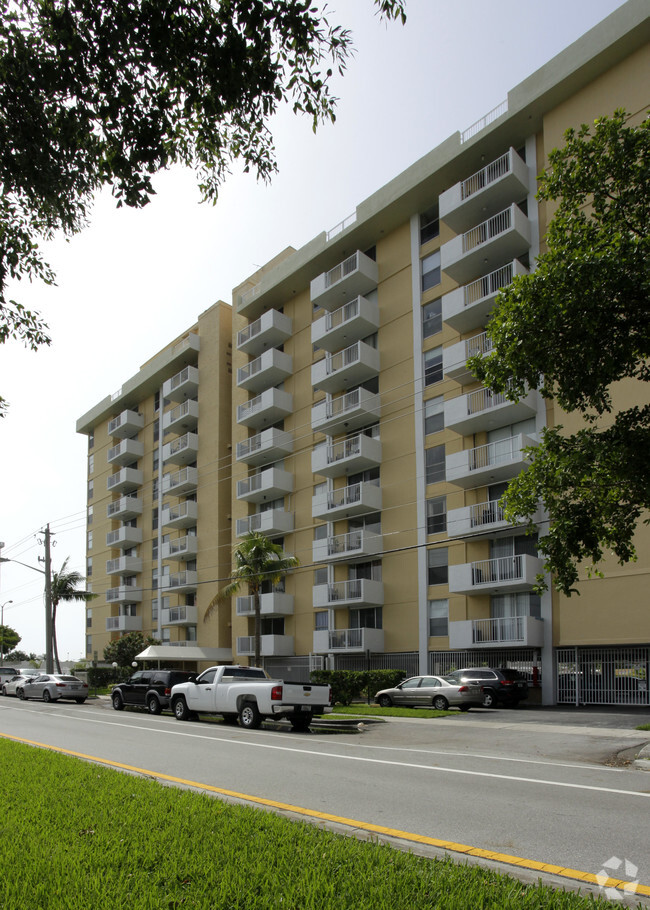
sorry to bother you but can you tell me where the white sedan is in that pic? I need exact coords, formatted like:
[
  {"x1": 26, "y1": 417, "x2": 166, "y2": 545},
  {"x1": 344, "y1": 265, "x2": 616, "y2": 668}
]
[
  {"x1": 18, "y1": 674, "x2": 88, "y2": 704},
  {"x1": 2, "y1": 674, "x2": 31, "y2": 697}
]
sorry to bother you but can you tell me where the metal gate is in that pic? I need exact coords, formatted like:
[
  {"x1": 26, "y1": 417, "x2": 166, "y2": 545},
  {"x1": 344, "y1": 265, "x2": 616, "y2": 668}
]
[
  {"x1": 556, "y1": 646, "x2": 649, "y2": 706},
  {"x1": 429, "y1": 649, "x2": 538, "y2": 681},
  {"x1": 334, "y1": 651, "x2": 419, "y2": 677}
]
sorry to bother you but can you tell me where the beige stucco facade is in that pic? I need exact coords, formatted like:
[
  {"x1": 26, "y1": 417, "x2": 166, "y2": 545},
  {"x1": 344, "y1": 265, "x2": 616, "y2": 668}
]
[{"x1": 78, "y1": 1, "x2": 649, "y2": 704}]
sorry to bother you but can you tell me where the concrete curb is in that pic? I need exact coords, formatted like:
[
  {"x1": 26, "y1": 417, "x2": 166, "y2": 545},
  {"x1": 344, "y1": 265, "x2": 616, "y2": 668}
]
[{"x1": 633, "y1": 743, "x2": 650, "y2": 771}]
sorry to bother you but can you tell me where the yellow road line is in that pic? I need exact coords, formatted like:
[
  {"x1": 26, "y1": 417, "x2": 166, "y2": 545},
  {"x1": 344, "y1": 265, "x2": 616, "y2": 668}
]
[{"x1": 2, "y1": 731, "x2": 648, "y2": 899}]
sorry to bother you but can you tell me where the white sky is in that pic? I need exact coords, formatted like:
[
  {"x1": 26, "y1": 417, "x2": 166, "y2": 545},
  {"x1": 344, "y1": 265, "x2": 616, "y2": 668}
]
[{"x1": 0, "y1": 0, "x2": 627, "y2": 661}]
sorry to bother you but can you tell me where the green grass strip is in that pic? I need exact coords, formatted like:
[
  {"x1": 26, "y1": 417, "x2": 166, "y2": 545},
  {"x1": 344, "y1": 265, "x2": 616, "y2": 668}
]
[
  {"x1": 325, "y1": 703, "x2": 461, "y2": 718},
  {"x1": 0, "y1": 739, "x2": 634, "y2": 910}
]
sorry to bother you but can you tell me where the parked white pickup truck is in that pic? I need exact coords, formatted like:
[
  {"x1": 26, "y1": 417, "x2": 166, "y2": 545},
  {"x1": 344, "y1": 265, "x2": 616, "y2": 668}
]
[{"x1": 170, "y1": 665, "x2": 331, "y2": 731}]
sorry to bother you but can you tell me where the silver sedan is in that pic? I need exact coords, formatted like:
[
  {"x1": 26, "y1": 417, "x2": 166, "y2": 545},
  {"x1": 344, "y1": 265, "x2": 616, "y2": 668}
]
[
  {"x1": 18, "y1": 674, "x2": 88, "y2": 704},
  {"x1": 374, "y1": 675, "x2": 483, "y2": 711}
]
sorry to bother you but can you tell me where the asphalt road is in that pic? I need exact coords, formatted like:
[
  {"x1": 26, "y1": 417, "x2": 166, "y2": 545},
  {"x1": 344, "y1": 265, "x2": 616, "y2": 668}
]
[{"x1": 2, "y1": 697, "x2": 649, "y2": 903}]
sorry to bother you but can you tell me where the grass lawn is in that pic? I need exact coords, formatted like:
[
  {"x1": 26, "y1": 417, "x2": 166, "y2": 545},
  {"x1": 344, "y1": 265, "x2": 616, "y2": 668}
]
[
  {"x1": 325, "y1": 703, "x2": 461, "y2": 719},
  {"x1": 0, "y1": 739, "x2": 636, "y2": 909}
]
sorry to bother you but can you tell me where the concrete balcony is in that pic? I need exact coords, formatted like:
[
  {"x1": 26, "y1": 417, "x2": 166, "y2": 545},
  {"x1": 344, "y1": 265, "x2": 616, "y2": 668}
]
[
  {"x1": 162, "y1": 605, "x2": 199, "y2": 626},
  {"x1": 443, "y1": 260, "x2": 529, "y2": 334},
  {"x1": 107, "y1": 467, "x2": 143, "y2": 494},
  {"x1": 444, "y1": 386, "x2": 537, "y2": 436},
  {"x1": 162, "y1": 466, "x2": 199, "y2": 497},
  {"x1": 236, "y1": 509, "x2": 294, "y2": 538},
  {"x1": 441, "y1": 204, "x2": 531, "y2": 285},
  {"x1": 449, "y1": 615, "x2": 544, "y2": 650},
  {"x1": 311, "y1": 387, "x2": 380, "y2": 436},
  {"x1": 107, "y1": 496, "x2": 143, "y2": 521},
  {"x1": 106, "y1": 614, "x2": 143, "y2": 633},
  {"x1": 237, "y1": 309, "x2": 292, "y2": 357},
  {"x1": 313, "y1": 578, "x2": 384, "y2": 609},
  {"x1": 237, "y1": 388, "x2": 293, "y2": 429},
  {"x1": 312, "y1": 433, "x2": 382, "y2": 478},
  {"x1": 312, "y1": 481, "x2": 382, "y2": 521},
  {"x1": 447, "y1": 500, "x2": 543, "y2": 540},
  {"x1": 162, "y1": 535, "x2": 199, "y2": 561},
  {"x1": 311, "y1": 340, "x2": 380, "y2": 394},
  {"x1": 163, "y1": 365, "x2": 199, "y2": 403},
  {"x1": 311, "y1": 296, "x2": 379, "y2": 353},
  {"x1": 446, "y1": 434, "x2": 537, "y2": 488},
  {"x1": 162, "y1": 432, "x2": 199, "y2": 467},
  {"x1": 236, "y1": 593, "x2": 294, "y2": 618},
  {"x1": 160, "y1": 571, "x2": 198, "y2": 594},
  {"x1": 161, "y1": 500, "x2": 199, "y2": 530},
  {"x1": 449, "y1": 554, "x2": 545, "y2": 596},
  {"x1": 108, "y1": 409, "x2": 144, "y2": 439},
  {"x1": 236, "y1": 428, "x2": 294, "y2": 466},
  {"x1": 163, "y1": 399, "x2": 199, "y2": 435},
  {"x1": 237, "y1": 635, "x2": 294, "y2": 657},
  {"x1": 236, "y1": 467, "x2": 294, "y2": 503},
  {"x1": 106, "y1": 556, "x2": 142, "y2": 576},
  {"x1": 106, "y1": 585, "x2": 143, "y2": 604},
  {"x1": 313, "y1": 530, "x2": 383, "y2": 564},
  {"x1": 310, "y1": 250, "x2": 378, "y2": 311},
  {"x1": 443, "y1": 331, "x2": 493, "y2": 384},
  {"x1": 237, "y1": 348, "x2": 293, "y2": 394},
  {"x1": 107, "y1": 438, "x2": 144, "y2": 467},
  {"x1": 313, "y1": 627, "x2": 384, "y2": 653},
  {"x1": 440, "y1": 148, "x2": 530, "y2": 234},
  {"x1": 106, "y1": 526, "x2": 143, "y2": 549}
]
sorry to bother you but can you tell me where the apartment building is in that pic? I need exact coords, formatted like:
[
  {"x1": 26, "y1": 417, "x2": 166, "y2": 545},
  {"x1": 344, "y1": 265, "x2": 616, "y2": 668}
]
[
  {"x1": 230, "y1": 1, "x2": 650, "y2": 706},
  {"x1": 78, "y1": 1, "x2": 649, "y2": 705},
  {"x1": 76, "y1": 302, "x2": 234, "y2": 666}
]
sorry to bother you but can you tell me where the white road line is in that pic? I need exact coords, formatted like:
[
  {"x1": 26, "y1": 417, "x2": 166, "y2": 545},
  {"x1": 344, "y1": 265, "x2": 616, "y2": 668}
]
[{"x1": 2, "y1": 702, "x2": 647, "y2": 799}]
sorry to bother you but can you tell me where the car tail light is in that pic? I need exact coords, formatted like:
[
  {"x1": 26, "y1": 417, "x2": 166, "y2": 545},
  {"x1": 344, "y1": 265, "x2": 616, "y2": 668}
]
[
  {"x1": 271, "y1": 685, "x2": 283, "y2": 701},
  {"x1": 55, "y1": 683, "x2": 66, "y2": 688},
  {"x1": 500, "y1": 680, "x2": 514, "y2": 686},
  {"x1": 164, "y1": 687, "x2": 171, "y2": 696},
  {"x1": 458, "y1": 685, "x2": 469, "y2": 693}
]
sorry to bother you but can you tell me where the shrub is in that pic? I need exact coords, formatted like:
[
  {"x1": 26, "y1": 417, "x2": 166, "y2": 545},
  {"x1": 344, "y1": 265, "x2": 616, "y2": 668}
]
[{"x1": 310, "y1": 669, "x2": 406, "y2": 705}]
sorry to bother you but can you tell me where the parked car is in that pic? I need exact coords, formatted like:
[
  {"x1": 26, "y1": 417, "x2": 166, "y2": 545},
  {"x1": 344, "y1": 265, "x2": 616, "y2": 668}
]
[
  {"x1": 111, "y1": 669, "x2": 197, "y2": 714},
  {"x1": 2, "y1": 674, "x2": 30, "y2": 697},
  {"x1": 0, "y1": 667, "x2": 18, "y2": 686},
  {"x1": 374, "y1": 675, "x2": 484, "y2": 711},
  {"x1": 17, "y1": 674, "x2": 88, "y2": 703},
  {"x1": 446, "y1": 668, "x2": 528, "y2": 708}
]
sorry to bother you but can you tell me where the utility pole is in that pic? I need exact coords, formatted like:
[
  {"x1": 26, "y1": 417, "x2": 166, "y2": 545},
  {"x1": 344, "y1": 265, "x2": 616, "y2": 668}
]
[{"x1": 39, "y1": 525, "x2": 54, "y2": 673}]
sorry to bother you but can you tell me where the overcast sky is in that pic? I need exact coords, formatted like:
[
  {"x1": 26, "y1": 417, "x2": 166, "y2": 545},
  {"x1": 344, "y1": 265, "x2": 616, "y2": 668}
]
[{"x1": 0, "y1": 0, "x2": 627, "y2": 662}]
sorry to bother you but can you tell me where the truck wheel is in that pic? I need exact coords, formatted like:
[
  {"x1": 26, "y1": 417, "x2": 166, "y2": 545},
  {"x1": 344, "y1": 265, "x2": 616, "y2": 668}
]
[
  {"x1": 173, "y1": 697, "x2": 190, "y2": 721},
  {"x1": 290, "y1": 714, "x2": 312, "y2": 732},
  {"x1": 239, "y1": 701, "x2": 261, "y2": 729}
]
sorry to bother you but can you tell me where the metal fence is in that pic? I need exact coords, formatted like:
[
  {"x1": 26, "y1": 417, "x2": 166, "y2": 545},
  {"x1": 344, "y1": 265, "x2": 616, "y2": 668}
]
[{"x1": 556, "y1": 646, "x2": 649, "y2": 706}]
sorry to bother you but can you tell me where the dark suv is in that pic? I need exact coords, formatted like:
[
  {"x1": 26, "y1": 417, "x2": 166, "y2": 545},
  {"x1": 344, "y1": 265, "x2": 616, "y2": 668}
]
[
  {"x1": 446, "y1": 668, "x2": 528, "y2": 708},
  {"x1": 111, "y1": 669, "x2": 196, "y2": 714}
]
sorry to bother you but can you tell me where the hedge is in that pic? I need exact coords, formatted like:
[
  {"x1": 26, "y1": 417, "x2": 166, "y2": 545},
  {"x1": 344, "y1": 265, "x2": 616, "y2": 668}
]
[{"x1": 309, "y1": 669, "x2": 406, "y2": 705}]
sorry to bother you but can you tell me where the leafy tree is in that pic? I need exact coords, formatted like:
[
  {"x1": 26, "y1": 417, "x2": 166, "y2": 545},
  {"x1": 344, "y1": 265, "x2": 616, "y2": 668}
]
[
  {"x1": 205, "y1": 532, "x2": 299, "y2": 666},
  {"x1": 51, "y1": 558, "x2": 97, "y2": 673},
  {"x1": 5, "y1": 650, "x2": 38, "y2": 664},
  {"x1": 0, "y1": 0, "x2": 405, "y2": 413},
  {"x1": 470, "y1": 110, "x2": 650, "y2": 595},
  {"x1": 103, "y1": 631, "x2": 159, "y2": 669},
  {"x1": 0, "y1": 624, "x2": 20, "y2": 660}
]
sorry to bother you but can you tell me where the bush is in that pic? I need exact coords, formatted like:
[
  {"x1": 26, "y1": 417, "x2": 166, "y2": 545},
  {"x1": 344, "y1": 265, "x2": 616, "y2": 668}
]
[
  {"x1": 86, "y1": 667, "x2": 120, "y2": 689},
  {"x1": 310, "y1": 669, "x2": 406, "y2": 705}
]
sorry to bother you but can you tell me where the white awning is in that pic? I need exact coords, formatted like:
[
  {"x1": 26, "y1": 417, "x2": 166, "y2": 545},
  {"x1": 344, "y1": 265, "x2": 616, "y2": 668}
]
[{"x1": 134, "y1": 645, "x2": 232, "y2": 665}]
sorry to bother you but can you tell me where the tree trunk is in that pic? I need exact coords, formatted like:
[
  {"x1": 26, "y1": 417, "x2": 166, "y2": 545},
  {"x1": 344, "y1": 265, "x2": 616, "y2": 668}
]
[
  {"x1": 253, "y1": 586, "x2": 261, "y2": 668},
  {"x1": 52, "y1": 602, "x2": 62, "y2": 673}
]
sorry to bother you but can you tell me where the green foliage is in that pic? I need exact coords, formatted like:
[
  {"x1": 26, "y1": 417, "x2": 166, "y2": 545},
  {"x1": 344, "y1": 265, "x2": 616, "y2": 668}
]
[
  {"x1": 0, "y1": 0, "x2": 405, "y2": 414},
  {"x1": 103, "y1": 631, "x2": 159, "y2": 669},
  {"x1": 5, "y1": 650, "x2": 36, "y2": 664},
  {"x1": 310, "y1": 669, "x2": 406, "y2": 705},
  {"x1": 0, "y1": 738, "x2": 627, "y2": 909},
  {"x1": 50, "y1": 557, "x2": 97, "y2": 673},
  {"x1": 0, "y1": 624, "x2": 20, "y2": 659},
  {"x1": 470, "y1": 111, "x2": 650, "y2": 595},
  {"x1": 86, "y1": 666, "x2": 119, "y2": 688}
]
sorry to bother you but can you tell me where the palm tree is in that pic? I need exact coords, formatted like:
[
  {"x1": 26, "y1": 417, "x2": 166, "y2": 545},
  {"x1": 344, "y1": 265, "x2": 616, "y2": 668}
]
[
  {"x1": 51, "y1": 558, "x2": 97, "y2": 672},
  {"x1": 205, "y1": 532, "x2": 299, "y2": 667}
]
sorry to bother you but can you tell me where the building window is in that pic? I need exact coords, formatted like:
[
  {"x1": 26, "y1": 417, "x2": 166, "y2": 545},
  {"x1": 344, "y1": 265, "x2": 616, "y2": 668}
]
[
  {"x1": 87, "y1": 505, "x2": 93, "y2": 526},
  {"x1": 428, "y1": 598, "x2": 449, "y2": 637},
  {"x1": 86, "y1": 609, "x2": 92, "y2": 628},
  {"x1": 427, "y1": 548, "x2": 448, "y2": 586},
  {"x1": 88, "y1": 453, "x2": 94, "y2": 475},
  {"x1": 422, "y1": 300, "x2": 442, "y2": 339},
  {"x1": 154, "y1": 391, "x2": 160, "y2": 412},
  {"x1": 152, "y1": 511, "x2": 158, "y2": 531},
  {"x1": 153, "y1": 448, "x2": 159, "y2": 472},
  {"x1": 313, "y1": 523, "x2": 327, "y2": 541},
  {"x1": 87, "y1": 531, "x2": 93, "y2": 550},
  {"x1": 424, "y1": 396, "x2": 444, "y2": 435},
  {"x1": 350, "y1": 607, "x2": 382, "y2": 629},
  {"x1": 154, "y1": 418, "x2": 160, "y2": 443},
  {"x1": 314, "y1": 567, "x2": 328, "y2": 586},
  {"x1": 262, "y1": 617, "x2": 285, "y2": 636},
  {"x1": 426, "y1": 496, "x2": 447, "y2": 535},
  {"x1": 186, "y1": 626, "x2": 197, "y2": 642},
  {"x1": 88, "y1": 479, "x2": 94, "y2": 500},
  {"x1": 420, "y1": 207, "x2": 439, "y2": 245},
  {"x1": 425, "y1": 445, "x2": 445, "y2": 485},
  {"x1": 421, "y1": 251, "x2": 441, "y2": 292},
  {"x1": 86, "y1": 635, "x2": 92, "y2": 655},
  {"x1": 86, "y1": 557, "x2": 92, "y2": 578},
  {"x1": 314, "y1": 612, "x2": 328, "y2": 630},
  {"x1": 424, "y1": 346, "x2": 443, "y2": 386},
  {"x1": 88, "y1": 431, "x2": 94, "y2": 450}
]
